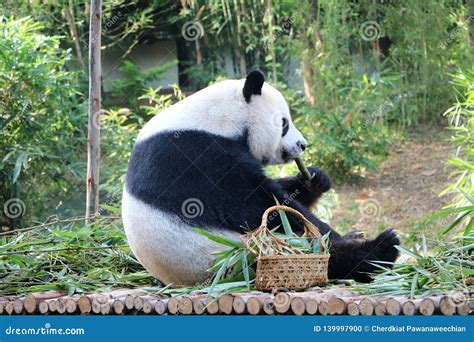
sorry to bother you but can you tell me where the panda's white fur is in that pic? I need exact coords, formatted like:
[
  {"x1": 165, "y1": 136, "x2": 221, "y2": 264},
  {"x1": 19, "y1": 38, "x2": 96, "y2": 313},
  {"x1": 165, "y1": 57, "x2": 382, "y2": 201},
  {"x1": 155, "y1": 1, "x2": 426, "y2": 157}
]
[
  {"x1": 123, "y1": 76, "x2": 306, "y2": 285},
  {"x1": 122, "y1": 191, "x2": 238, "y2": 284},
  {"x1": 136, "y1": 79, "x2": 306, "y2": 164}
]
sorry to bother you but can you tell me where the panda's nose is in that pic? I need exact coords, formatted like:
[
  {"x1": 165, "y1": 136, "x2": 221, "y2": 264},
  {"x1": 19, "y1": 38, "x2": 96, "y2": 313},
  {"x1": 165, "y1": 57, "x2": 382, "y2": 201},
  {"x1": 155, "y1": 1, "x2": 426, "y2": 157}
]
[{"x1": 297, "y1": 140, "x2": 307, "y2": 151}]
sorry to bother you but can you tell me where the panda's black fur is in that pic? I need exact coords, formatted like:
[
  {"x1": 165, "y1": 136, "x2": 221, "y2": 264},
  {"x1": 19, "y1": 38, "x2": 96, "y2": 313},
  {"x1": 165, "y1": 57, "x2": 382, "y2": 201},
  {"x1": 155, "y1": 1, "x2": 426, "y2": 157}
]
[
  {"x1": 126, "y1": 132, "x2": 399, "y2": 283},
  {"x1": 123, "y1": 71, "x2": 400, "y2": 284}
]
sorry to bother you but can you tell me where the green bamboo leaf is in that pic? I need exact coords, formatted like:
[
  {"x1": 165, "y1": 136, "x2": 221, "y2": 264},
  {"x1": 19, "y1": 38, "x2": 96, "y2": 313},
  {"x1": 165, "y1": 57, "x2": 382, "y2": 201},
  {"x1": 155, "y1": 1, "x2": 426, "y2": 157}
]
[
  {"x1": 395, "y1": 245, "x2": 422, "y2": 259},
  {"x1": 410, "y1": 273, "x2": 419, "y2": 297},
  {"x1": 192, "y1": 227, "x2": 243, "y2": 248},
  {"x1": 242, "y1": 250, "x2": 250, "y2": 290}
]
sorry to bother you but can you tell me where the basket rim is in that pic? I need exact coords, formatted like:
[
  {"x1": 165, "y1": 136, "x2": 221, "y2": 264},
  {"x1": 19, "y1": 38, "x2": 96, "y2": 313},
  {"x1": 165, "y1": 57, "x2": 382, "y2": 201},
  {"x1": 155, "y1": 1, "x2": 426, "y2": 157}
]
[{"x1": 258, "y1": 253, "x2": 330, "y2": 261}]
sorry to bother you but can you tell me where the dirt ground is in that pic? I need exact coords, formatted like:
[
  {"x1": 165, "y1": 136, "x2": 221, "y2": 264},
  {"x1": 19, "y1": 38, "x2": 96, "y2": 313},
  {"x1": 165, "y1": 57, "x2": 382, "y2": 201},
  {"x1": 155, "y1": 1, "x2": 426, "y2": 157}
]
[{"x1": 331, "y1": 127, "x2": 455, "y2": 240}]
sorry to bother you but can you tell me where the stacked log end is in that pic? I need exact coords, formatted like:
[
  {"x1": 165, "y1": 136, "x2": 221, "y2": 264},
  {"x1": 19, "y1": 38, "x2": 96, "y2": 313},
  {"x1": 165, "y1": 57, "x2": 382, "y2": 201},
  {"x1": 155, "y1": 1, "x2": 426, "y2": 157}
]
[{"x1": 0, "y1": 288, "x2": 470, "y2": 316}]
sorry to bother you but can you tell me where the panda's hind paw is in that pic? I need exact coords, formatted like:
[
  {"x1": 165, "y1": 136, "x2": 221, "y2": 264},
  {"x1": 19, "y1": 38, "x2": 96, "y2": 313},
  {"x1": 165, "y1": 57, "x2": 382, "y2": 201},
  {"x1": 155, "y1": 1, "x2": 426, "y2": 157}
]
[{"x1": 370, "y1": 229, "x2": 400, "y2": 264}]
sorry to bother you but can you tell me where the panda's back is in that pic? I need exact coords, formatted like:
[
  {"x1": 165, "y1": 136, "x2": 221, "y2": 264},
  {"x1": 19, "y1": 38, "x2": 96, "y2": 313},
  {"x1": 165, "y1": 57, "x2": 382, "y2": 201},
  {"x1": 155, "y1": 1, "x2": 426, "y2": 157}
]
[{"x1": 122, "y1": 129, "x2": 269, "y2": 284}]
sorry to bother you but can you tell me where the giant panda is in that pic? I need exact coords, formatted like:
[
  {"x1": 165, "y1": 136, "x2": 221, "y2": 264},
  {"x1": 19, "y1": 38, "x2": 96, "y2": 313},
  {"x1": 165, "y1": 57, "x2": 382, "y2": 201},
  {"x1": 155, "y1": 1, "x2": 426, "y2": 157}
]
[{"x1": 122, "y1": 70, "x2": 400, "y2": 286}]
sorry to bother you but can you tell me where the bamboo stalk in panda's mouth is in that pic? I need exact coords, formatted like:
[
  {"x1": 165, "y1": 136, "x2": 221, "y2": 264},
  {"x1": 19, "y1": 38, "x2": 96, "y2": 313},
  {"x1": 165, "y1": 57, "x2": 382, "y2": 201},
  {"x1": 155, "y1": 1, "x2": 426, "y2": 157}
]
[{"x1": 294, "y1": 156, "x2": 313, "y2": 181}]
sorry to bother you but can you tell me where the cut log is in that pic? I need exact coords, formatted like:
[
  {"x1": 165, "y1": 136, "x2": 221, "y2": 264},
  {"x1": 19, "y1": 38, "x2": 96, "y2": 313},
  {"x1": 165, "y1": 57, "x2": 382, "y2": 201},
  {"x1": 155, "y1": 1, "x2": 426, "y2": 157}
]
[
  {"x1": 78, "y1": 295, "x2": 92, "y2": 314},
  {"x1": 347, "y1": 301, "x2": 360, "y2": 316},
  {"x1": 419, "y1": 298, "x2": 437, "y2": 316},
  {"x1": 178, "y1": 297, "x2": 193, "y2": 315},
  {"x1": 274, "y1": 292, "x2": 291, "y2": 314},
  {"x1": 439, "y1": 296, "x2": 456, "y2": 316},
  {"x1": 142, "y1": 299, "x2": 157, "y2": 314},
  {"x1": 65, "y1": 295, "x2": 79, "y2": 314},
  {"x1": 100, "y1": 303, "x2": 112, "y2": 315},
  {"x1": 5, "y1": 302, "x2": 14, "y2": 315},
  {"x1": 191, "y1": 297, "x2": 206, "y2": 315},
  {"x1": 456, "y1": 301, "x2": 471, "y2": 316},
  {"x1": 24, "y1": 292, "x2": 65, "y2": 314},
  {"x1": 232, "y1": 295, "x2": 250, "y2": 314},
  {"x1": 402, "y1": 300, "x2": 421, "y2": 316},
  {"x1": 205, "y1": 297, "x2": 219, "y2": 315},
  {"x1": 247, "y1": 296, "x2": 265, "y2": 315},
  {"x1": 290, "y1": 297, "x2": 306, "y2": 316},
  {"x1": 167, "y1": 297, "x2": 179, "y2": 315},
  {"x1": 13, "y1": 298, "x2": 24, "y2": 314},
  {"x1": 39, "y1": 301, "x2": 49, "y2": 314},
  {"x1": 328, "y1": 297, "x2": 346, "y2": 315},
  {"x1": 263, "y1": 297, "x2": 275, "y2": 315},
  {"x1": 318, "y1": 301, "x2": 329, "y2": 315},
  {"x1": 113, "y1": 299, "x2": 125, "y2": 315},
  {"x1": 155, "y1": 299, "x2": 169, "y2": 315},
  {"x1": 305, "y1": 299, "x2": 319, "y2": 315},
  {"x1": 47, "y1": 299, "x2": 58, "y2": 313},
  {"x1": 56, "y1": 297, "x2": 68, "y2": 314},
  {"x1": 386, "y1": 298, "x2": 404, "y2": 316},
  {"x1": 375, "y1": 301, "x2": 386, "y2": 316},
  {"x1": 125, "y1": 294, "x2": 139, "y2": 311},
  {"x1": 218, "y1": 294, "x2": 234, "y2": 314},
  {"x1": 359, "y1": 298, "x2": 377, "y2": 316}
]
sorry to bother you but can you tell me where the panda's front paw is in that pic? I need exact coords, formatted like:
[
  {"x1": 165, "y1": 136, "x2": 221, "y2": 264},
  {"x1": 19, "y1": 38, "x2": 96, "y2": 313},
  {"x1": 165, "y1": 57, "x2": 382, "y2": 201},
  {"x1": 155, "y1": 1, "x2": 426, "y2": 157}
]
[{"x1": 301, "y1": 166, "x2": 331, "y2": 193}]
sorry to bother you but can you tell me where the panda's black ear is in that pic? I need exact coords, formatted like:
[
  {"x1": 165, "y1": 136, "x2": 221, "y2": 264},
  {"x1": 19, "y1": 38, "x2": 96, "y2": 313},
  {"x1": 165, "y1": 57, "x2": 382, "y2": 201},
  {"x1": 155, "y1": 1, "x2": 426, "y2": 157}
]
[{"x1": 243, "y1": 70, "x2": 264, "y2": 103}]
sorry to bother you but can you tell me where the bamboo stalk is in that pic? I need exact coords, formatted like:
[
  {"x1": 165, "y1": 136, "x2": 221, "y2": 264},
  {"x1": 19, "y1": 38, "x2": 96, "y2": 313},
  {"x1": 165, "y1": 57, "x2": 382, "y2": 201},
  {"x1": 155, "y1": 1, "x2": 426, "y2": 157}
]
[{"x1": 294, "y1": 157, "x2": 313, "y2": 181}]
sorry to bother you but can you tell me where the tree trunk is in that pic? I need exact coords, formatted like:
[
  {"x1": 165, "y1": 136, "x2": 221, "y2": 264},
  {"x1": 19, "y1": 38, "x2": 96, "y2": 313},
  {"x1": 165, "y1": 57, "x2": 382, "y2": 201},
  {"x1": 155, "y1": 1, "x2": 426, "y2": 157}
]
[{"x1": 85, "y1": 0, "x2": 102, "y2": 221}]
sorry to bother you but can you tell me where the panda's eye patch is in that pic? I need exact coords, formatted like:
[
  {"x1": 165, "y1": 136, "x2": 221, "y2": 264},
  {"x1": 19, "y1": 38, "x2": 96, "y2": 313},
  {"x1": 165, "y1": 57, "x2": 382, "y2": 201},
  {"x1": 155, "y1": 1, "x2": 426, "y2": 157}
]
[{"x1": 282, "y1": 118, "x2": 289, "y2": 137}]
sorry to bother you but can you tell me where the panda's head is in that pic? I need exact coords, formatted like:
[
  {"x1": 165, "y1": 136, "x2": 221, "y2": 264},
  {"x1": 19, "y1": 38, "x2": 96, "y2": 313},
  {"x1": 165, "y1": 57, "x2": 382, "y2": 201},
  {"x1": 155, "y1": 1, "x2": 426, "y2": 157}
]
[{"x1": 242, "y1": 70, "x2": 307, "y2": 165}]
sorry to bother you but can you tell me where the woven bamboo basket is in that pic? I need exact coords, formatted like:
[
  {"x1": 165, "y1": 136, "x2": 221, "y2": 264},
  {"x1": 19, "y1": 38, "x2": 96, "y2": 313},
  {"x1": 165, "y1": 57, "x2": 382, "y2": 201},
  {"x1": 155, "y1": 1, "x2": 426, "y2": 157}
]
[{"x1": 247, "y1": 205, "x2": 329, "y2": 291}]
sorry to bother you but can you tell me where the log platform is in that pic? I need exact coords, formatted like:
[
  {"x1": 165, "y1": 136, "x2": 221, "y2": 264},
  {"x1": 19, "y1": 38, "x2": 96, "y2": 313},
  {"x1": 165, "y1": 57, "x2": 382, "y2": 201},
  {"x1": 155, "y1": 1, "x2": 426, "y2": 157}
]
[{"x1": 1, "y1": 288, "x2": 471, "y2": 316}]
